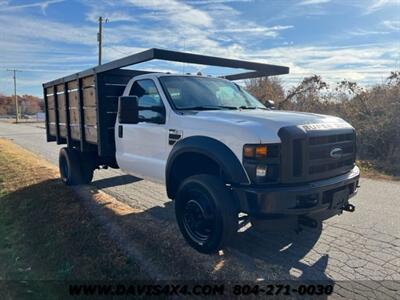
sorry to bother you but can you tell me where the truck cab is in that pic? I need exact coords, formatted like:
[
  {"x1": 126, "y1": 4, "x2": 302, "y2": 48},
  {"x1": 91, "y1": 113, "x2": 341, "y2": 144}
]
[
  {"x1": 43, "y1": 48, "x2": 359, "y2": 254},
  {"x1": 115, "y1": 73, "x2": 359, "y2": 253}
]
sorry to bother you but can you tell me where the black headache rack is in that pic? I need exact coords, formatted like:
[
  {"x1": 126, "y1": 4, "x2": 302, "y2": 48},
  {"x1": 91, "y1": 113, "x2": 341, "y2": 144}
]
[{"x1": 42, "y1": 48, "x2": 289, "y2": 161}]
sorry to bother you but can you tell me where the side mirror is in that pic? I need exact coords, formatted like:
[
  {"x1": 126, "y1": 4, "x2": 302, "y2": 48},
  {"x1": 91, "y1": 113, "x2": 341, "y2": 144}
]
[
  {"x1": 265, "y1": 100, "x2": 276, "y2": 109},
  {"x1": 118, "y1": 96, "x2": 139, "y2": 124}
]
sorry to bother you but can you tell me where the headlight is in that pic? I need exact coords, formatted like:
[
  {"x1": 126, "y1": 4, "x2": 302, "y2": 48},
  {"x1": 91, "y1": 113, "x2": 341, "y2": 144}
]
[
  {"x1": 243, "y1": 144, "x2": 280, "y2": 183},
  {"x1": 255, "y1": 165, "x2": 267, "y2": 177}
]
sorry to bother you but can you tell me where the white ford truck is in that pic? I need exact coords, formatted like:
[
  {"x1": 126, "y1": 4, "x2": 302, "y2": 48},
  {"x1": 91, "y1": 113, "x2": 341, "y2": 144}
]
[{"x1": 43, "y1": 49, "x2": 359, "y2": 253}]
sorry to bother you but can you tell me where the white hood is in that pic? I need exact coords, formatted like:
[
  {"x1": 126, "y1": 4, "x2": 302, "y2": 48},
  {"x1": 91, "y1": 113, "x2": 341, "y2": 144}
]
[
  {"x1": 181, "y1": 109, "x2": 353, "y2": 143},
  {"x1": 195, "y1": 110, "x2": 347, "y2": 127}
]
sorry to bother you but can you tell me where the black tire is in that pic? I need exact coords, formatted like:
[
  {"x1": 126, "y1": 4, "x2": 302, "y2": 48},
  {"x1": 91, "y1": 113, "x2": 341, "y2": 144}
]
[
  {"x1": 59, "y1": 148, "x2": 94, "y2": 185},
  {"x1": 79, "y1": 152, "x2": 95, "y2": 184},
  {"x1": 175, "y1": 174, "x2": 238, "y2": 254}
]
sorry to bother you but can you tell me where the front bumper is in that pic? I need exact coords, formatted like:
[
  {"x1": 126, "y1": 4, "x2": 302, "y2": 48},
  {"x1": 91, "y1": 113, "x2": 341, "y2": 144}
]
[{"x1": 233, "y1": 166, "x2": 360, "y2": 218}]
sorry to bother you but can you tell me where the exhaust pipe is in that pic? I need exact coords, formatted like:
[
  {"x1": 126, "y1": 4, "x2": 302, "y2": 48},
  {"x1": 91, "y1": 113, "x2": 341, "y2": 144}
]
[
  {"x1": 342, "y1": 203, "x2": 355, "y2": 212},
  {"x1": 298, "y1": 216, "x2": 319, "y2": 228}
]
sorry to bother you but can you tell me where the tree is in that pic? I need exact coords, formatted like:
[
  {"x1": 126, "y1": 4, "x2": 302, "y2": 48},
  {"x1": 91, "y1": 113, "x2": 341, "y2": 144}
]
[
  {"x1": 0, "y1": 94, "x2": 43, "y2": 116},
  {"x1": 245, "y1": 77, "x2": 285, "y2": 106},
  {"x1": 280, "y1": 75, "x2": 328, "y2": 111}
]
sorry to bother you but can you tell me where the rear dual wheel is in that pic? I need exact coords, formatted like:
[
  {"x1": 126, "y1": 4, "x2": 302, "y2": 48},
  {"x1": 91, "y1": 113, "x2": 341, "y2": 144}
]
[
  {"x1": 59, "y1": 147, "x2": 94, "y2": 185},
  {"x1": 175, "y1": 174, "x2": 238, "y2": 254}
]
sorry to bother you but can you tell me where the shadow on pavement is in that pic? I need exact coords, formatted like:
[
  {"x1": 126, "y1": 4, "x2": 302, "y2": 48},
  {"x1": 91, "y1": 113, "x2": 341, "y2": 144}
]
[
  {"x1": 115, "y1": 199, "x2": 332, "y2": 284},
  {"x1": 3, "y1": 177, "x2": 333, "y2": 286},
  {"x1": 230, "y1": 219, "x2": 331, "y2": 281},
  {"x1": 92, "y1": 174, "x2": 142, "y2": 189}
]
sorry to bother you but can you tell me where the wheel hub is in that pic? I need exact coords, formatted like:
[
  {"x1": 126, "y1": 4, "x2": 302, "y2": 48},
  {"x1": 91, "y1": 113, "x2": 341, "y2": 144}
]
[{"x1": 183, "y1": 199, "x2": 215, "y2": 244}]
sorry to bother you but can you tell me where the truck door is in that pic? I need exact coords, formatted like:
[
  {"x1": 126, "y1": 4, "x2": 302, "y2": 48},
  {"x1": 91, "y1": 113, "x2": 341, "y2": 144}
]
[{"x1": 116, "y1": 79, "x2": 168, "y2": 183}]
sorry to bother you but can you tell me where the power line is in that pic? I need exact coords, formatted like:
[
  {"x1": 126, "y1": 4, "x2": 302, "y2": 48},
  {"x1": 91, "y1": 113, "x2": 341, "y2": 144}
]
[
  {"x1": 6, "y1": 69, "x2": 22, "y2": 123},
  {"x1": 111, "y1": 46, "x2": 132, "y2": 57}
]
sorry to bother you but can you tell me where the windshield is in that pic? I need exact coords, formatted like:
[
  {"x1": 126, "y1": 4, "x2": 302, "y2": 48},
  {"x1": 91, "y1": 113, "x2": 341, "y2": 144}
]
[{"x1": 159, "y1": 76, "x2": 266, "y2": 110}]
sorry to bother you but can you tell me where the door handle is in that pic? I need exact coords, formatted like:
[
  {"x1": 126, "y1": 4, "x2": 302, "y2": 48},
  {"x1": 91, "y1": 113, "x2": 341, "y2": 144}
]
[{"x1": 118, "y1": 125, "x2": 123, "y2": 138}]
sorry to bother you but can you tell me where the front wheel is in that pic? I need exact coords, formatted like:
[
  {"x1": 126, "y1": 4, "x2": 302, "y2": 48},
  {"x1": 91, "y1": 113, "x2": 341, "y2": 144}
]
[{"x1": 175, "y1": 175, "x2": 238, "y2": 254}]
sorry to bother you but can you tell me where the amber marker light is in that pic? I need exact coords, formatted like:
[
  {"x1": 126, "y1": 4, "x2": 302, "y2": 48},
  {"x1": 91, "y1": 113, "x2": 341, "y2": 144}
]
[
  {"x1": 243, "y1": 145, "x2": 255, "y2": 158},
  {"x1": 255, "y1": 145, "x2": 268, "y2": 158}
]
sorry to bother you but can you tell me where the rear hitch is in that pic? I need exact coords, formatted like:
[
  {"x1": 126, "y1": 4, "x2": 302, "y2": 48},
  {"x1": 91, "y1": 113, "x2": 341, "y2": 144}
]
[
  {"x1": 298, "y1": 216, "x2": 319, "y2": 229},
  {"x1": 342, "y1": 203, "x2": 355, "y2": 212}
]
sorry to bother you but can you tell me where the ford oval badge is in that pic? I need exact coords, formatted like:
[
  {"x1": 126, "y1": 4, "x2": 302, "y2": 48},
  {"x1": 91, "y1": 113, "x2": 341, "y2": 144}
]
[{"x1": 330, "y1": 147, "x2": 343, "y2": 159}]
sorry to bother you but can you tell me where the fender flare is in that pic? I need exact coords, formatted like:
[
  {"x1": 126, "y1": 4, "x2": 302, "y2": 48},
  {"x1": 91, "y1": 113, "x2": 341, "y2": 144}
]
[{"x1": 165, "y1": 136, "x2": 250, "y2": 198}]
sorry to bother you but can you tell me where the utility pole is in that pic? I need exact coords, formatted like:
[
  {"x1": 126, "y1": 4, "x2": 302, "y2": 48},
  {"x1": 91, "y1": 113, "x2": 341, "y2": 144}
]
[
  {"x1": 97, "y1": 16, "x2": 103, "y2": 65},
  {"x1": 6, "y1": 69, "x2": 22, "y2": 123},
  {"x1": 97, "y1": 17, "x2": 108, "y2": 65}
]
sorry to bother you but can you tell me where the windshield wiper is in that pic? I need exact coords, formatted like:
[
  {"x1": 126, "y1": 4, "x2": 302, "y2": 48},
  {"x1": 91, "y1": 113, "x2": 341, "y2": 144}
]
[
  {"x1": 179, "y1": 105, "x2": 241, "y2": 111},
  {"x1": 238, "y1": 106, "x2": 266, "y2": 110},
  {"x1": 178, "y1": 105, "x2": 223, "y2": 111},
  {"x1": 216, "y1": 105, "x2": 238, "y2": 110},
  {"x1": 178, "y1": 105, "x2": 265, "y2": 111}
]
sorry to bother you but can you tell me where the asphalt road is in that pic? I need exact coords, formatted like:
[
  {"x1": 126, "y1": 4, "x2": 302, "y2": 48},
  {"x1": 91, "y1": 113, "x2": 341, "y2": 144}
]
[{"x1": 1, "y1": 121, "x2": 399, "y2": 297}]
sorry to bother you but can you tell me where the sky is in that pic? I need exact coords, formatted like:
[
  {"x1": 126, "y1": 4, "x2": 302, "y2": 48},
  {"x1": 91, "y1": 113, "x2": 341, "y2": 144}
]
[{"x1": 0, "y1": 0, "x2": 399, "y2": 97}]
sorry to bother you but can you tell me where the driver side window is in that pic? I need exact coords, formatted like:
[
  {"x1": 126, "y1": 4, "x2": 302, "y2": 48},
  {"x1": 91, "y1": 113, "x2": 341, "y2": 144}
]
[{"x1": 129, "y1": 79, "x2": 165, "y2": 124}]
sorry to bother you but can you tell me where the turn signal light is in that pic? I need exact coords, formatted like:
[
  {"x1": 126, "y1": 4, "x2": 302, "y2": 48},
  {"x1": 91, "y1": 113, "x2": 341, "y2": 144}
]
[
  {"x1": 255, "y1": 145, "x2": 268, "y2": 158},
  {"x1": 243, "y1": 145, "x2": 268, "y2": 159}
]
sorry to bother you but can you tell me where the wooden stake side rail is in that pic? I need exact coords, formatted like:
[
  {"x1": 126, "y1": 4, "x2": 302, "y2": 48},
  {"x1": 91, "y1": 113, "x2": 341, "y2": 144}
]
[
  {"x1": 45, "y1": 75, "x2": 97, "y2": 147},
  {"x1": 43, "y1": 70, "x2": 142, "y2": 158}
]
